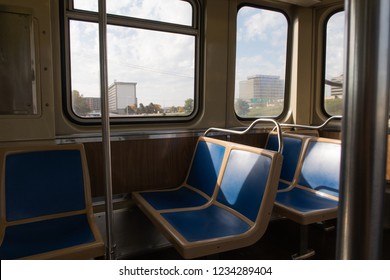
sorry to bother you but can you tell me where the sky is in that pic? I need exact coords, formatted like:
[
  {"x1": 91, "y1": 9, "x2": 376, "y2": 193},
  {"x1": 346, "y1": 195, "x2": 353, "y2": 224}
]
[
  {"x1": 324, "y1": 11, "x2": 345, "y2": 96},
  {"x1": 69, "y1": 0, "x2": 345, "y2": 107},
  {"x1": 325, "y1": 11, "x2": 344, "y2": 79},
  {"x1": 235, "y1": 6, "x2": 288, "y2": 96},
  {"x1": 70, "y1": 0, "x2": 194, "y2": 107}
]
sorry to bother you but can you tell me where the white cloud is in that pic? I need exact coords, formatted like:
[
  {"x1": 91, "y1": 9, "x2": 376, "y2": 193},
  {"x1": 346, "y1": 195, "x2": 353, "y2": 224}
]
[
  {"x1": 235, "y1": 7, "x2": 288, "y2": 94},
  {"x1": 325, "y1": 11, "x2": 345, "y2": 78},
  {"x1": 69, "y1": 1, "x2": 195, "y2": 107},
  {"x1": 240, "y1": 8, "x2": 287, "y2": 46},
  {"x1": 107, "y1": 0, "x2": 192, "y2": 26}
]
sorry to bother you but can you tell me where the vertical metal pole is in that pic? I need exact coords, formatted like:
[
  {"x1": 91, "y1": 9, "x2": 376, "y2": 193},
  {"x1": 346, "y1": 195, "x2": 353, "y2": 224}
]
[
  {"x1": 98, "y1": 0, "x2": 116, "y2": 260},
  {"x1": 337, "y1": 0, "x2": 390, "y2": 259}
]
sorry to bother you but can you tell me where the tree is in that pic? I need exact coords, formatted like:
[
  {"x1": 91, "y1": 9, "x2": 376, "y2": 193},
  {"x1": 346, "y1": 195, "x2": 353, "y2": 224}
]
[
  {"x1": 125, "y1": 105, "x2": 136, "y2": 115},
  {"x1": 72, "y1": 90, "x2": 90, "y2": 116},
  {"x1": 235, "y1": 99, "x2": 250, "y2": 116},
  {"x1": 145, "y1": 102, "x2": 156, "y2": 114},
  {"x1": 138, "y1": 103, "x2": 145, "y2": 114},
  {"x1": 170, "y1": 106, "x2": 178, "y2": 113},
  {"x1": 184, "y1": 98, "x2": 194, "y2": 114}
]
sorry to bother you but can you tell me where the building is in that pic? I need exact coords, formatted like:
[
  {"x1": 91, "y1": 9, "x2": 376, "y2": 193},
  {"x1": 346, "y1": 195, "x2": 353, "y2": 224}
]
[
  {"x1": 84, "y1": 97, "x2": 101, "y2": 112},
  {"x1": 330, "y1": 74, "x2": 343, "y2": 98},
  {"x1": 108, "y1": 81, "x2": 137, "y2": 114},
  {"x1": 238, "y1": 75, "x2": 284, "y2": 104}
]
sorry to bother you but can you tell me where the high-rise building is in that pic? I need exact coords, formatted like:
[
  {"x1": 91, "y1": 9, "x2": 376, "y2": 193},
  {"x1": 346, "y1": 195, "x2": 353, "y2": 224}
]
[
  {"x1": 239, "y1": 75, "x2": 284, "y2": 103},
  {"x1": 108, "y1": 81, "x2": 137, "y2": 114},
  {"x1": 330, "y1": 74, "x2": 343, "y2": 98},
  {"x1": 84, "y1": 97, "x2": 101, "y2": 112}
]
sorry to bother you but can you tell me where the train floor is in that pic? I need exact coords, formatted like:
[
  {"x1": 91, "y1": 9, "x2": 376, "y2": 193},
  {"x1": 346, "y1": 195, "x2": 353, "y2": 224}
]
[{"x1": 95, "y1": 205, "x2": 390, "y2": 260}]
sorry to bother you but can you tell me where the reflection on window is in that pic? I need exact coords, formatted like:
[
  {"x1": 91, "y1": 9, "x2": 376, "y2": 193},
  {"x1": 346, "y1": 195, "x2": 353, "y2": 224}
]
[
  {"x1": 324, "y1": 11, "x2": 344, "y2": 116},
  {"x1": 234, "y1": 6, "x2": 288, "y2": 118},
  {"x1": 66, "y1": 0, "x2": 197, "y2": 120}
]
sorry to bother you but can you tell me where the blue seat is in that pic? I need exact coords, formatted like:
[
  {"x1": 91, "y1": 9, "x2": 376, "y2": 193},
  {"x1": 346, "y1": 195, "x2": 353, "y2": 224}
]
[
  {"x1": 274, "y1": 138, "x2": 341, "y2": 225},
  {"x1": 266, "y1": 133, "x2": 309, "y2": 190},
  {"x1": 271, "y1": 136, "x2": 341, "y2": 259},
  {"x1": 133, "y1": 136, "x2": 226, "y2": 211},
  {"x1": 134, "y1": 141, "x2": 282, "y2": 259},
  {"x1": 0, "y1": 144, "x2": 105, "y2": 260}
]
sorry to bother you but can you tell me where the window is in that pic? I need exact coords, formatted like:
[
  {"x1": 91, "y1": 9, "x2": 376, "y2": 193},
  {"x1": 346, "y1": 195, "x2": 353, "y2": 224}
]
[
  {"x1": 234, "y1": 6, "x2": 288, "y2": 118},
  {"x1": 63, "y1": 0, "x2": 199, "y2": 121},
  {"x1": 323, "y1": 11, "x2": 344, "y2": 116}
]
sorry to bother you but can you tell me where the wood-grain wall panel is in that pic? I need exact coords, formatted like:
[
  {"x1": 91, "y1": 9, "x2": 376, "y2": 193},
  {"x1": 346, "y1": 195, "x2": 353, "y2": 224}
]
[
  {"x1": 84, "y1": 137, "x2": 198, "y2": 197},
  {"x1": 83, "y1": 133, "x2": 269, "y2": 197},
  {"x1": 319, "y1": 131, "x2": 341, "y2": 139}
]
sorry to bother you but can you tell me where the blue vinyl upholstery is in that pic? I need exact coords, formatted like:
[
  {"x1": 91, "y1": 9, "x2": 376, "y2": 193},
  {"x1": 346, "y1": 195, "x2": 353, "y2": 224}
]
[
  {"x1": 216, "y1": 150, "x2": 271, "y2": 222},
  {"x1": 276, "y1": 187, "x2": 339, "y2": 213},
  {"x1": 297, "y1": 141, "x2": 341, "y2": 197},
  {"x1": 186, "y1": 140, "x2": 226, "y2": 197},
  {"x1": 162, "y1": 150, "x2": 272, "y2": 242},
  {"x1": 162, "y1": 205, "x2": 251, "y2": 242},
  {"x1": 133, "y1": 139, "x2": 282, "y2": 259},
  {"x1": 0, "y1": 145, "x2": 104, "y2": 260},
  {"x1": 0, "y1": 214, "x2": 95, "y2": 260},
  {"x1": 270, "y1": 135, "x2": 341, "y2": 258},
  {"x1": 266, "y1": 133, "x2": 305, "y2": 189},
  {"x1": 274, "y1": 137, "x2": 341, "y2": 225},
  {"x1": 138, "y1": 187, "x2": 208, "y2": 210},
  {"x1": 134, "y1": 137, "x2": 226, "y2": 211},
  {"x1": 5, "y1": 150, "x2": 86, "y2": 221}
]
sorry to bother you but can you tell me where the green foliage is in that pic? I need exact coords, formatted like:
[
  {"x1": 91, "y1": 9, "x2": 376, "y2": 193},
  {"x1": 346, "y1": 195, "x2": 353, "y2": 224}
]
[
  {"x1": 184, "y1": 98, "x2": 194, "y2": 115},
  {"x1": 324, "y1": 97, "x2": 343, "y2": 116},
  {"x1": 235, "y1": 98, "x2": 283, "y2": 117},
  {"x1": 246, "y1": 103, "x2": 283, "y2": 117},
  {"x1": 72, "y1": 90, "x2": 90, "y2": 116},
  {"x1": 235, "y1": 99, "x2": 250, "y2": 116}
]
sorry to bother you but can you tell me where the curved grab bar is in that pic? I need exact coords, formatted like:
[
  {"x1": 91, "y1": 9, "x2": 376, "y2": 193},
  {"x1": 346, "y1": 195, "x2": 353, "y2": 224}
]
[
  {"x1": 280, "y1": 115, "x2": 342, "y2": 130},
  {"x1": 203, "y1": 118, "x2": 283, "y2": 153}
]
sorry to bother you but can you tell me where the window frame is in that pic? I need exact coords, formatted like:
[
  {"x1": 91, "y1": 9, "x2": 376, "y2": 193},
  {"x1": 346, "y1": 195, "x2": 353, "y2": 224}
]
[
  {"x1": 321, "y1": 8, "x2": 344, "y2": 117},
  {"x1": 234, "y1": 3, "x2": 291, "y2": 121},
  {"x1": 60, "y1": 0, "x2": 202, "y2": 125}
]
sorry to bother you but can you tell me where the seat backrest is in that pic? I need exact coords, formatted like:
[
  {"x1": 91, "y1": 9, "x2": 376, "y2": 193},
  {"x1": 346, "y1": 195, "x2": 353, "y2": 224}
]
[
  {"x1": 185, "y1": 137, "x2": 226, "y2": 197},
  {"x1": 296, "y1": 138, "x2": 341, "y2": 198},
  {"x1": 0, "y1": 144, "x2": 104, "y2": 260},
  {"x1": 266, "y1": 133, "x2": 309, "y2": 188},
  {"x1": 0, "y1": 144, "x2": 93, "y2": 224},
  {"x1": 3, "y1": 148, "x2": 87, "y2": 221},
  {"x1": 216, "y1": 144, "x2": 282, "y2": 222}
]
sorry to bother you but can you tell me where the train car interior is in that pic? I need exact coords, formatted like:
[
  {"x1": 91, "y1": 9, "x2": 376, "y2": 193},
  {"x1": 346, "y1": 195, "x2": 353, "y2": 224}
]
[{"x1": 0, "y1": 0, "x2": 389, "y2": 260}]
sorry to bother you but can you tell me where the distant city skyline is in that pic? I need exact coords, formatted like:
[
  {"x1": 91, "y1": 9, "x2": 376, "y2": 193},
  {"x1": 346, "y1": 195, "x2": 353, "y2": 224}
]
[
  {"x1": 238, "y1": 75, "x2": 284, "y2": 103},
  {"x1": 69, "y1": 2, "x2": 345, "y2": 108}
]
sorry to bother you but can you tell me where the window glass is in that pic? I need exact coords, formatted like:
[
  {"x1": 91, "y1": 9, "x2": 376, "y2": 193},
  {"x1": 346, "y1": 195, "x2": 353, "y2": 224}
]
[
  {"x1": 66, "y1": 0, "x2": 197, "y2": 119},
  {"x1": 69, "y1": 21, "x2": 99, "y2": 117},
  {"x1": 73, "y1": 0, "x2": 192, "y2": 26},
  {"x1": 73, "y1": 0, "x2": 98, "y2": 12},
  {"x1": 324, "y1": 11, "x2": 344, "y2": 116},
  {"x1": 235, "y1": 6, "x2": 288, "y2": 118},
  {"x1": 107, "y1": 0, "x2": 192, "y2": 26}
]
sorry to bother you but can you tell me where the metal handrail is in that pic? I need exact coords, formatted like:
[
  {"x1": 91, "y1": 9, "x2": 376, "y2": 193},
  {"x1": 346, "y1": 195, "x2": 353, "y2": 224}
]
[
  {"x1": 280, "y1": 115, "x2": 342, "y2": 130},
  {"x1": 203, "y1": 118, "x2": 283, "y2": 153}
]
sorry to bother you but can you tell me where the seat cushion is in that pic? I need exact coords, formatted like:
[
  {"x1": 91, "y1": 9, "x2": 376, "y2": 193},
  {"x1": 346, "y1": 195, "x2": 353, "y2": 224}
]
[
  {"x1": 138, "y1": 186, "x2": 208, "y2": 210},
  {"x1": 276, "y1": 187, "x2": 338, "y2": 213},
  {"x1": 161, "y1": 204, "x2": 251, "y2": 242},
  {"x1": 0, "y1": 214, "x2": 96, "y2": 259}
]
